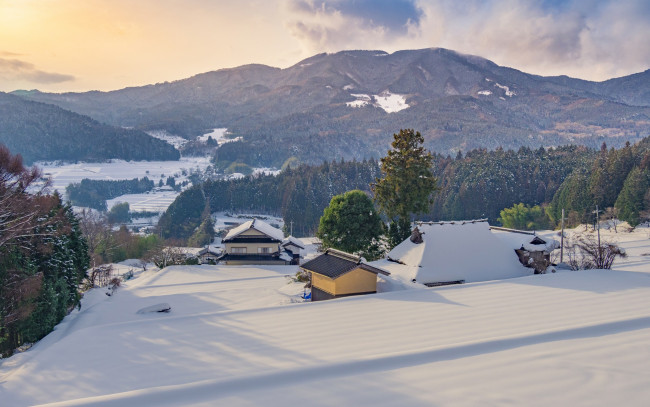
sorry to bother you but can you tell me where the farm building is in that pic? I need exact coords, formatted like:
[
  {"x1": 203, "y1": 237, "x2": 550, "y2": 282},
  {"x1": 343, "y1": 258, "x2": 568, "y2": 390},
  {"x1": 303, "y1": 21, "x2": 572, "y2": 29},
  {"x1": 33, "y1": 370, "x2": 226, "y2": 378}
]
[
  {"x1": 490, "y1": 227, "x2": 560, "y2": 273},
  {"x1": 385, "y1": 220, "x2": 529, "y2": 286},
  {"x1": 197, "y1": 247, "x2": 221, "y2": 265},
  {"x1": 301, "y1": 249, "x2": 390, "y2": 301}
]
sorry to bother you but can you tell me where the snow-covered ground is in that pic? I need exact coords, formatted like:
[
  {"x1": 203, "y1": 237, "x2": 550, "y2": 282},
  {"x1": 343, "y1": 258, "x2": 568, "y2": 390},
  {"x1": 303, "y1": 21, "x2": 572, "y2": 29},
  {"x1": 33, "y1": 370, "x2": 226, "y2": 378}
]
[
  {"x1": 374, "y1": 91, "x2": 409, "y2": 113},
  {"x1": 145, "y1": 130, "x2": 189, "y2": 150},
  {"x1": 346, "y1": 91, "x2": 409, "y2": 113},
  {"x1": 198, "y1": 128, "x2": 242, "y2": 145},
  {"x1": 106, "y1": 189, "x2": 180, "y2": 213},
  {"x1": 2, "y1": 226, "x2": 650, "y2": 406},
  {"x1": 38, "y1": 157, "x2": 213, "y2": 197}
]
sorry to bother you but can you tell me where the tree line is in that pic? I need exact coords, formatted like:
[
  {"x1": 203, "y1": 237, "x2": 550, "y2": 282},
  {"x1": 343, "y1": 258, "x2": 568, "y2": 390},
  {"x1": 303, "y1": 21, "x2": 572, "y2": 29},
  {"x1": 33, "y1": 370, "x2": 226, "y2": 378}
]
[
  {"x1": 0, "y1": 145, "x2": 90, "y2": 356},
  {"x1": 159, "y1": 134, "x2": 650, "y2": 241},
  {"x1": 66, "y1": 177, "x2": 155, "y2": 211}
]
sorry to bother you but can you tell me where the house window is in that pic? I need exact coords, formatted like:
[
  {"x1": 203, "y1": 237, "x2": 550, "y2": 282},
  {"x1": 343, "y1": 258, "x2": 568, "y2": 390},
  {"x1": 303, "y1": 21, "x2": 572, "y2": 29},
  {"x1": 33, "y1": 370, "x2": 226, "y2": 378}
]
[
  {"x1": 258, "y1": 247, "x2": 271, "y2": 254},
  {"x1": 231, "y1": 247, "x2": 247, "y2": 254}
]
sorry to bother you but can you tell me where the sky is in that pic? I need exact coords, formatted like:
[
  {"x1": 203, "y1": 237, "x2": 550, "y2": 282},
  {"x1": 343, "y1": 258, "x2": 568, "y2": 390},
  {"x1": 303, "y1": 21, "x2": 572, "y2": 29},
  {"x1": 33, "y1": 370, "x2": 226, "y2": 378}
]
[{"x1": 0, "y1": 0, "x2": 648, "y2": 93}]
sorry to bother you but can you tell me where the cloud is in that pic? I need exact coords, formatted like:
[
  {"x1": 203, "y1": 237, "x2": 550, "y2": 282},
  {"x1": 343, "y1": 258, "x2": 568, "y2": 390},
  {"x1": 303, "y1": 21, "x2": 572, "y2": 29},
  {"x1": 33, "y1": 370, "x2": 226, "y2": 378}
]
[
  {"x1": 283, "y1": 0, "x2": 422, "y2": 53},
  {"x1": 0, "y1": 51, "x2": 23, "y2": 57},
  {"x1": 0, "y1": 57, "x2": 75, "y2": 84},
  {"x1": 282, "y1": 0, "x2": 650, "y2": 80}
]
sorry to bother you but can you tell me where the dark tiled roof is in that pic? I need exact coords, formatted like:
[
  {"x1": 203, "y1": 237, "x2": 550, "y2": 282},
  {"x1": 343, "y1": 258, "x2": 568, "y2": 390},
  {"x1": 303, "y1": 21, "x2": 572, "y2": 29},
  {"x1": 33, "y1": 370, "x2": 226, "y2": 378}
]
[
  {"x1": 529, "y1": 236, "x2": 547, "y2": 245},
  {"x1": 218, "y1": 253, "x2": 287, "y2": 262},
  {"x1": 301, "y1": 249, "x2": 389, "y2": 279},
  {"x1": 224, "y1": 237, "x2": 280, "y2": 243}
]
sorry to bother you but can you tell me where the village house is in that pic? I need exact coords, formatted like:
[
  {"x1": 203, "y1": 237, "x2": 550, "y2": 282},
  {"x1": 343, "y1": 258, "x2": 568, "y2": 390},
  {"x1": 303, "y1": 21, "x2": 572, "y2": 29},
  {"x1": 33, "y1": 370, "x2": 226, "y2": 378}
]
[
  {"x1": 281, "y1": 236, "x2": 305, "y2": 265},
  {"x1": 385, "y1": 220, "x2": 529, "y2": 286},
  {"x1": 218, "y1": 218, "x2": 292, "y2": 265},
  {"x1": 300, "y1": 248, "x2": 390, "y2": 301}
]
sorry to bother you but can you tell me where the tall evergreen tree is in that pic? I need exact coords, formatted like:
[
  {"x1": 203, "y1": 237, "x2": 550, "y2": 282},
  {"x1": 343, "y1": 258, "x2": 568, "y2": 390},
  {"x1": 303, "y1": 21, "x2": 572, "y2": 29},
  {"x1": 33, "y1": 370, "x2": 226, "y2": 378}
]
[
  {"x1": 615, "y1": 167, "x2": 650, "y2": 227},
  {"x1": 372, "y1": 129, "x2": 438, "y2": 247}
]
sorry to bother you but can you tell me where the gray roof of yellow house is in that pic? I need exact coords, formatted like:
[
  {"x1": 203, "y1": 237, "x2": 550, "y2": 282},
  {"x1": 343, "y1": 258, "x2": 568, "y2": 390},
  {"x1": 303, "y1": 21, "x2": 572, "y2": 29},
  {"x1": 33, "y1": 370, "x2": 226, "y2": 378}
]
[{"x1": 301, "y1": 249, "x2": 390, "y2": 279}]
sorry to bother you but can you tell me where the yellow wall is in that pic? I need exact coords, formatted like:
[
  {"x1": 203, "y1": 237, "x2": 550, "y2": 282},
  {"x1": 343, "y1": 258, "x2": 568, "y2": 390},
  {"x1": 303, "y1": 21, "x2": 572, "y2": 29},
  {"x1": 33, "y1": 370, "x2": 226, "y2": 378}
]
[
  {"x1": 335, "y1": 268, "x2": 378, "y2": 295},
  {"x1": 309, "y1": 267, "x2": 378, "y2": 296},
  {"x1": 311, "y1": 272, "x2": 336, "y2": 295}
]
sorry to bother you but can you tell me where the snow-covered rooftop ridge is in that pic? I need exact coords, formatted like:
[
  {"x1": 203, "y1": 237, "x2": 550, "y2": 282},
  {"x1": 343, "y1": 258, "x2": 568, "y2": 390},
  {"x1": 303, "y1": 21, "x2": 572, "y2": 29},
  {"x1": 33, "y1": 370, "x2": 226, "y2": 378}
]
[
  {"x1": 282, "y1": 235, "x2": 305, "y2": 249},
  {"x1": 223, "y1": 218, "x2": 285, "y2": 241},
  {"x1": 387, "y1": 220, "x2": 528, "y2": 284},
  {"x1": 491, "y1": 227, "x2": 560, "y2": 252},
  {"x1": 416, "y1": 218, "x2": 488, "y2": 226}
]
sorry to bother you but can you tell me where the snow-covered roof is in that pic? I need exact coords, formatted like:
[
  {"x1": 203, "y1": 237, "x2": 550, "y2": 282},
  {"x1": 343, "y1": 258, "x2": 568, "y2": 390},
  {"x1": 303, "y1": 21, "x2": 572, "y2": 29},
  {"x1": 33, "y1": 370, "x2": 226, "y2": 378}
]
[
  {"x1": 223, "y1": 218, "x2": 285, "y2": 242},
  {"x1": 386, "y1": 220, "x2": 529, "y2": 284},
  {"x1": 282, "y1": 236, "x2": 305, "y2": 249},
  {"x1": 490, "y1": 227, "x2": 560, "y2": 252},
  {"x1": 198, "y1": 247, "x2": 221, "y2": 256}
]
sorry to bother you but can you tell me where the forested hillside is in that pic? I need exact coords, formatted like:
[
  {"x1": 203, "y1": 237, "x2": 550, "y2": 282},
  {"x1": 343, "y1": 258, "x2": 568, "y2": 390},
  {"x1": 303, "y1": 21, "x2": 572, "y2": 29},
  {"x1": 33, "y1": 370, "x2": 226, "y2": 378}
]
[
  {"x1": 16, "y1": 49, "x2": 650, "y2": 167},
  {"x1": 159, "y1": 135, "x2": 650, "y2": 239},
  {"x1": 548, "y1": 138, "x2": 650, "y2": 226},
  {"x1": 158, "y1": 145, "x2": 591, "y2": 238},
  {"x1": 0, "y1": 93, "x2": 180, "y2": 164}
]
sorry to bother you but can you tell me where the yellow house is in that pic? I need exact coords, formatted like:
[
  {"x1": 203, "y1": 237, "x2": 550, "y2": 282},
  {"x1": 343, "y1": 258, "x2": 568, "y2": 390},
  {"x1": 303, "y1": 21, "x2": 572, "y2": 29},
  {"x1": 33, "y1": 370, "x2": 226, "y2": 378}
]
[
  {"x1": 219, "y1": 218, "x2": 291, "y2": 265},
  {"x1": 300, "y1": 249, "x2": 390, "y2": 301}
]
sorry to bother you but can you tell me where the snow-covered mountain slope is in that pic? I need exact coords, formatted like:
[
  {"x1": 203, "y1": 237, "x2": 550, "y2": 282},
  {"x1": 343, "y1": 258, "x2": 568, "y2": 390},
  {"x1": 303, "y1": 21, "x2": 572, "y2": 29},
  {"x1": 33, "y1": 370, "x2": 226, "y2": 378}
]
[{"x1": 2, "y1": 228, "x2": 650, "y2": 406}]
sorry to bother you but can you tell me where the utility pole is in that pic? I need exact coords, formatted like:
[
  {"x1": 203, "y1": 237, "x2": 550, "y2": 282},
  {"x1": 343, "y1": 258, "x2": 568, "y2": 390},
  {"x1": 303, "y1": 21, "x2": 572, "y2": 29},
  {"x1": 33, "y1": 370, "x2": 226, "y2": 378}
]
[
  {"x1": 593, "y1": 205, "x2": 602, "y2": 266},
  {"x1": 290, "y1": 220, "x2": 294, "y2": 236},
  {"x1": 560, "y1": 209, "x2": 564, "y2": 263}
]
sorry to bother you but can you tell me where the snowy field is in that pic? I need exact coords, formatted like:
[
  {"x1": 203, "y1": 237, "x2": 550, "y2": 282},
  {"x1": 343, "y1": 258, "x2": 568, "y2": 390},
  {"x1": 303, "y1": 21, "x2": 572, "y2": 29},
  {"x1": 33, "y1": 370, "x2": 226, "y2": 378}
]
[
  {"x1": 106, "y1": 189, "x2": 180, "y2": 213},
  {"x1": 37, "y1": 157, "x2": 213, "y2": 197},
  {"x1": 346, "y1": 91, "x2": 409, "y2": 113},
  {"x1": 198, "y1": 128, "x2": 242, "y2": 145},
  {"x1": 2, "y1": 226, "x2": 650, "y2": 406}
]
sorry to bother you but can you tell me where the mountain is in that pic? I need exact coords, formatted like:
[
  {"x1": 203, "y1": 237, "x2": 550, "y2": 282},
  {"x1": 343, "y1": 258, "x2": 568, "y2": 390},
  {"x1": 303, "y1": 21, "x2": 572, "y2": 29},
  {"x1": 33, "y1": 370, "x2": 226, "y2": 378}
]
[
  {"x1": 14, "y1": 48, "x2": 650, "y2": 167},
  {"x1": 0, "y1": 92, "x2": 180, "y2": 164}
]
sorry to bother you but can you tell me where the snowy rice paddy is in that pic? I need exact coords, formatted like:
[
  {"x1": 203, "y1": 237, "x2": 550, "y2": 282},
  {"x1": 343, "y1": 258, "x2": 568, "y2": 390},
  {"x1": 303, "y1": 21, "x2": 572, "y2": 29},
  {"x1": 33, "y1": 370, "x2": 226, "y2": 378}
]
[
  {"x1": 106, "y1": 189, "x2": 181, "y2": 213},
  {"x1": 38, "y1": 157, "x2": 213, "y2": 197},
  {"x1": 2, "y1": 226, "x2": 650, "y2": 406}
]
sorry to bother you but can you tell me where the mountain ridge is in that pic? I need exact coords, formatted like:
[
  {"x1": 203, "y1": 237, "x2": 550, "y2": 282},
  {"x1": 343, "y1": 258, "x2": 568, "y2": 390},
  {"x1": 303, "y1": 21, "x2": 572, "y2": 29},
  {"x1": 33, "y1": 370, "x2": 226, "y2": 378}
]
[{"x1": 12, "y1": 48, "x2": 650, "y2": 167}]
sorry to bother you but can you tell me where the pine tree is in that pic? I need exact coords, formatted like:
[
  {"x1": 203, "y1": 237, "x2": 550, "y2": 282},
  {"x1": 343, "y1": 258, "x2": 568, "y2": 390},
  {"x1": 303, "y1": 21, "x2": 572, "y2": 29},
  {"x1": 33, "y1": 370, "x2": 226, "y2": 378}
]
[
  {"x1": 372, "y1": 129, "x2": 438, "y2": 247},
  {"x1": 615, "y1": 167, "x2": 650, "y2": 227}
]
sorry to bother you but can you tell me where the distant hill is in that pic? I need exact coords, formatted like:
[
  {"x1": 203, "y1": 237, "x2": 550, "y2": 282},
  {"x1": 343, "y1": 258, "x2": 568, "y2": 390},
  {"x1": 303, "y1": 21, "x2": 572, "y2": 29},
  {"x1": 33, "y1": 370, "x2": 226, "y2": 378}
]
[
  {"x1": 0, "y1": 92, "x2": 180, "y2": 164},
  {"x1": 14, "y1": 48, "x2": 650, "y2": 167}
]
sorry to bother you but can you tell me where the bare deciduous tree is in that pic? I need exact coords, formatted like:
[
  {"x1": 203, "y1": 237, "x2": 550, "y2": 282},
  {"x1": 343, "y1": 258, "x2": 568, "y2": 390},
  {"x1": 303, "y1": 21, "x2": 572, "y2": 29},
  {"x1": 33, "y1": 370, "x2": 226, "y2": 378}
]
[
  {"x1": 563, "y1": 233, "x2": 626, "y2": 270},
  {"x1": 146, "y1": 246, "x2": 187, "y2": 269},
  {"x1": 0, "y1": 145, "x2": 59, "y2": 250}
]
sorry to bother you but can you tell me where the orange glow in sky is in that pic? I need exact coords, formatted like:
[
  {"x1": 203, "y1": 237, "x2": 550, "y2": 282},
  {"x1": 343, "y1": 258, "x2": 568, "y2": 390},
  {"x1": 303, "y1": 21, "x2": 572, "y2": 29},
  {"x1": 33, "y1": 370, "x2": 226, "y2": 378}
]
[{"x1": 1, "y1": 0, "x2": 648, "y2": 93}]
